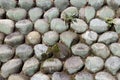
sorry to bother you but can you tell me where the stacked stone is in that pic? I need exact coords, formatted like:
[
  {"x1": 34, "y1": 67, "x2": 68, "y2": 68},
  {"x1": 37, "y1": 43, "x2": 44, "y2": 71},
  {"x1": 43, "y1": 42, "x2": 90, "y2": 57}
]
[{"x1": 0, "y1": 0, "x2": 120, "y2": 80}]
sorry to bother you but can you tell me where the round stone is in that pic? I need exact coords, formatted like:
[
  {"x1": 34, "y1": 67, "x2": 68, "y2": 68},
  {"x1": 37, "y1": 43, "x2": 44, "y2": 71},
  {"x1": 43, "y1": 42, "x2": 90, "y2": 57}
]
[
  {"x1": 15, "y1": 19, "x2": 33, "y2": 35},
  {"x1": 4, "y1": 32, "x2": 24, "y2": 46},
  {"x1": 90, "y1": 18, "x2": 108, "y2": 33},
  {"x1": 52, "y1": 72, "x2": 71, "y2": 80},
  {"x1": 91, "y1": 43, "x2": 110, "y2": 59},
  {"x1": 36, "y1": 0, "x2": 53, "y2": 11},
  {"x1": 70, "y1": 0, "x2": 87, "y2": 9},
  {"x1": 95, "y1": 71, "x2": 116, "y2": 80},
  {"x1": 18, "y1": 0, "x2": 34, "y2": 10},
  {"x1": 97, "y1": 6, "x2": 115, "y2": 20},
  {"x1": 54, "y1": 0, "x2": 69, "y2": 12},
  {"x1": 28, "y1": 7, "x2": 43, "y2": 22},
  {"x1": 41, "y1": 58, "x2": 62, "y2": 73},
  {"x1": 105, "y1": 56, "x2": 120, "y2": 75},
  {"x1": 31, "y1": 72, "x2": 50, "y2": 80},
  {"x1": 98, "y1": 31, "x2": 118, "y2": 44},
  {"x1": 8, "y1": 74, "x2": 29, "y2": 80},
  {"x1": 42, "y1": 31, "x2": 59, "y2": 46},
  {"x1": 81, "y1": 31, "x2": 98, "y2": 45},
  {"x1": 0, "y1": 32, "x2": 5, "y2": 44},
  {"x1": 75, "y1": 71, "x2": 94, "y2": 80},
  {"x1": 71, "y1": 43, "x2": 90, "y2": 58},
  {"x1": 51, "y1": 18, "x2": 69, "y2": 33},
  {"x1": 60, "y1": 31, "x2": 79, "y2": 48},
  {"x1": 0, "y1": 19, "x2": 14, "y2": 34},
  {"x1": 0, "y1": 0, "x2": 16, "y2": 11},
  {"x1": 61, "y1": 7, "x2": 79, "y2": 20},
  {"x1": 34, "y1": 44, "x2": 51, "y2": 60},
  {"x1": 34, "y1": 19, "x2": 49, "y2": 34},
  {"x1": 16, "y1": 44, "x2": 33, "y2": 61},
  {"x1": 88, "y1": 0, "x2": 104, "y2": 10},
  {"x1": 70, "y1": 19, "x2": 88, "y2": 33},
  {"x1": 26, "y1": 31, "x2": 41, "y2": 45},
  {"x1": 6, "y1": 8, "x2": 27, "y2": 21},
  {"x1": 85, "y1": 56, "x2": 104, "y2": 73},
  {"x1": 79, "y1": 6, "x2": 95, "y2": 23},
  {"x1": 0, "y1": 8, "x2": 5, "y2": 18},
  {"x1": 22, "y1": 57, "x2": 39, "y2": 76},
  {"x1": 64, "y1": 56, "x2": 84, "y2": 74},
  {"x1": 0, "y1": 45, "x2": 14, "y2": 62},
  {"x1": 1, "y1": 59, "x2": 22, "y2": 78},
  {"x1": 113, "y1": 18, "x2": 120, "y2": 34},
  {"x1": 109, "y1": 43, "x2": 120, "y2": 57},
  {"x1": 44, "y1": 7, "x2": 59, "y2": 23}
]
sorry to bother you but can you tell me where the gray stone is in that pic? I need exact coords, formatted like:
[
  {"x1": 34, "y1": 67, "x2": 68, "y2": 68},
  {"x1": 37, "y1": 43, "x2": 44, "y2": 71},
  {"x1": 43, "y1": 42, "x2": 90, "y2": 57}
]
[
  {"x1": 70, "y1": 19, "x2": 88, "y2": 33},
  {"x1": 64, "y1": 56, "x2": 84, "y2": 74},
  {"x1": 95, "y1": 71, "x2": 116, "y2": 80},
  {"x1": 81, "y1": 31, "x2": 98, "y2": 45},
  {"x1": 22, "y1": 57, "x2": 39, "y2": 76},
  {"x1": 0, "y1": 45, "x2": 14, "y2": 62},
  {"x1": 113, "y1": 18, "x2": 120, "y2": 34},
  {"x1": 60, "y1": 31, "x2": 79, "y2": 48},
  {"x1": 52, "y1": 72, "x2": 71, "y2": 80},
  {"x1": 26, "y1": 31, "x2": 41, "y2": 45},
  {"x1": 44, "y1": 7, "x2": 59, "y2": 23},
  {"x1": 88, "y1": 0, "x2": 104, "y2": 10},
  {"x1": 0, "y1": 8, "x2": 5, "y2": 18},
  {"x1": 18, "y1": 0, "x2": 34, "y2": 10},
  {"x1": 0, "y1": 0, "x2": 16, "y2": 11},
  {"x1": 51, "y1": 18, "x2": 69, "y2": 33},
  {"x1": 109, "y1": 43, "x2": 120, "y2": 57},
  {"x1": 71, "y1": 43, "x2": 90, "y2": 58},
  {"x1": 97, "y1": 6, "x2": 115, "y2": 20},
  {"x1": 91, "y1": 43, "x2": 110, "y2": 59},
  {"x1": 8, "y1": 74, "x2": 29, "y2": 80},
  {"x1": 79, "y1": 6, "x2": 95, "y2": 23},
  {"x1": 75, "y1": 71, "x2": 94, "y2": 80},
  {"x1": 0, "y1": 33, "x2": 4, "y2": 44},
  {"x1": 85, "y1": 56, "x2": 104, "y2": 73},
  {"x1": 6, "y1": 8, "x2": 27, "y2": 21},
  {"x1": 34, "y1": 19, "x2": 49, "y2": 34},
  {"x1": 105, "y1": 56, "x2": 120, "y2": 75},
  {"x1": 1, "y1": 59, "x2": 22, "y2": 78},
  {"x1": 16, "y1": 44, "x2": 33, "y2": 61},
  {"x1": 117, "y1": 73, "x2": 120, "y2": 80},
  {"x1": 4, "y1": 32, "x2": 24, "y2": 46},
  {"x1": 0, "y1": 19, "x2": 14, "y2": 34},
  {"x1": 54, "y1": 0, "x2": 69, "y2": 12},
  {"x1": 15, "y1": 19, "x2": 33, "y2": 35},
  {"x1": 98, "y1": 31, "x2": 118, "y2": 44},
  {"x1": 34, "y1": 44, "x2": 49, "y2": 60},
  {"x1": 31, "y1": 72, "x2": 50, "y2": 80},
  {"x1": 90, "y1": 18, "x2": 108, "y2": 33},
  {"x1": 106, "y1": 0, "x2": 120, "y2": 10},
  {"x1": 41, "y1": 58, "x2": 62, "y2": 73},
  {"x1": 42, "y1": 31, "x2": 59, "y2": 46},
  {"x1": 70, "y1": 0, "x2": 87, "y2": 9},
  {"x1": 116, "y1": 8, "x2": 120, "y2": 17},
  {"x1": 36, "y1": 0, "x2": 53, "y2": 11},
  {"x1": 28, "y1": 7, "x2": 43, "y2": 22},
  {"x1": 61, "y1": 7, "x2": 79, "y2": 21}
]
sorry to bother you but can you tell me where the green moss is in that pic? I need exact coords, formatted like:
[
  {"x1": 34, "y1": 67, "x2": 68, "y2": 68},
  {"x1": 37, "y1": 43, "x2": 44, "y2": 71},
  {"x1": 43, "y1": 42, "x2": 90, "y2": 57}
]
[
  {"x1": 52, "y1": 44, "x2": 60, "y2": 53},
  {"x1": 105, "y1": 18, "x2": 114, "y2": 27}
]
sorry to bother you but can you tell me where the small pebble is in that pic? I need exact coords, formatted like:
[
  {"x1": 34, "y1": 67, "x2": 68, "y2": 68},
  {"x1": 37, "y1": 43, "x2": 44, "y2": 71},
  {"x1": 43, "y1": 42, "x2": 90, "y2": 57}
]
[
  {"x1": 113, "y1": 18, "x2": 120, "y2": 34},
  {"x1": 6, "y1": 8, "x2": 27, "y2": 21},
  {"x1": 105, "y1": 56, "x2": 120, "y2": 75},
  {"x1": 26, "y1": 31, "x2": 41, "y2": 45},
  {"x1": 41, "y1": 58, "x2": 62, "y2": 73},
  {"x1": 64, "y1": 56, "x2": 84, "y2": 74},
  {"x1": 16, "y1": 44, "x2": 33, "y2": 61},
  {"x1": 85, "y1": 56, "x2": 104, "y2": 73},
  {"x1": 22, "y1": 57, "x2": 39, "y2": 76},
  {"x1": 8, "y1": 74, "x2": 29, "y2": 80},
  {"x1": 1, "y1": 59, "x2": 22, "y2": 78},
  {"x1": 15, "y1": 19, "x2": 33, "y2": 35},
  {"x1": 4, "y1": 32, "x2": 24, "y2": 46},
  {"x1": 71, "y1": 43, "x2": 90, "y2": 58},
  {"x1": 34, "y1": 19, "x2": 49, "y2": 34},
  {"x1": 42, "y1": 31, "x2": 59, "y2": 46},
  {"x1": 117, "y1": 73, "x2": 120, "y2": 80},
  {"x1": 91, "y1": 43, "x2": 110, "y2": 59},
  {"x1": 28, "y1": 7, "x2": 43, "y2": 22}
]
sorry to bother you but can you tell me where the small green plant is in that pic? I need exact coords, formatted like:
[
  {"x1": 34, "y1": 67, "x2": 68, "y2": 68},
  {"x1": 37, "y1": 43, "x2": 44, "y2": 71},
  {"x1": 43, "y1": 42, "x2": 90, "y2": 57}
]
[{"x1": 105, "y1": 18, "x2": 114, "y2": 28}]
